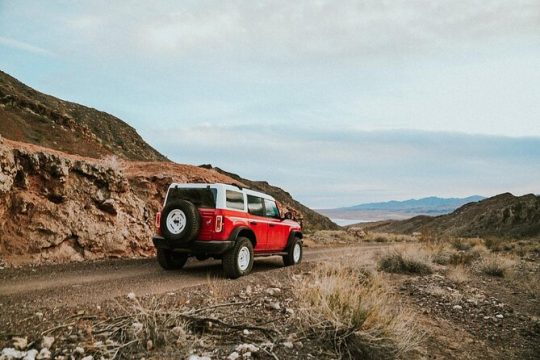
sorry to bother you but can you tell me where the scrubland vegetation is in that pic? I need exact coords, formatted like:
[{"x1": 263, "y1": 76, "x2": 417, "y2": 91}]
[{"x1": 295, "y1": 260, "x2": 421, "y2": 359}]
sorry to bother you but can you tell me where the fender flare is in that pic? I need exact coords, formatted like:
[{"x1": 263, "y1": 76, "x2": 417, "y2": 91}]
[
  {"x1": 228, "y1": 226, "x2": 257, "y2": 247},
  {"x1": 286, "y1": 231, "x2": 303, "y2": 250}
]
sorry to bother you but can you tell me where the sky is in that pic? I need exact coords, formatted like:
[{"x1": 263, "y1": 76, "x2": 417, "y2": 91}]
[{"x1": 1, "y1": 0, "x2": 539, "y2": 208}]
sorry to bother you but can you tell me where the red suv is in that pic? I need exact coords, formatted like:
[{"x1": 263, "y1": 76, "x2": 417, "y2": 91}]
[{"x1": 152, "y1": 183, "x2": 303, "y2": 278}]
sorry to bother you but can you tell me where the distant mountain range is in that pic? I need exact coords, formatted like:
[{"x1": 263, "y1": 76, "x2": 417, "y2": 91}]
[
  {"x1": 362, "y1": 193, "x2": 540, "y2": 239},
  {"x1": 317, "y1": 195, "x2": 486, "y2": 222},
  {"x1": 347, "y1": 195, "x2": 485, "y2": 212}
]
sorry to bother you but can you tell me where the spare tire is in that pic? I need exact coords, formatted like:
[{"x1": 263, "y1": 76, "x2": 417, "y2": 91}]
[{"x1": 160, "y1": 199, "x2": 201, "y2": 243}]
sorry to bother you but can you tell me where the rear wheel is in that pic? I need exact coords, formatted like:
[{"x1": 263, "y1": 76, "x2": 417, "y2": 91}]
[
  {"x1": 156, "y1": 248, "x2": 189, "y2": 270},
  {"x1": 223, "y1": 237, "x2": 254, "y2": 279},
  {"x1": 283, "y1": 237, "x2": 302, "y2": 266}
]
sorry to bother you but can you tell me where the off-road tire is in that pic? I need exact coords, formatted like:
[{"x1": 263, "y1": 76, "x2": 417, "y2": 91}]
[
  {"x1": 283, "y1": 237, "x2": 302, "y2": 266},
  {"x1": 223, "y1": 237, "x2": 254, "y2": 279},
  {"x1": 156, "y1": 248, "x2": 189, "y2": 270},
  {"x1": 160, "y1": 199, "x2": 200, "y2": 243}
]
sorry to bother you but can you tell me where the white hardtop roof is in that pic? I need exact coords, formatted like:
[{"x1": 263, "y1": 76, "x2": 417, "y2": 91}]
[{"x1": 168, "y1": 183, "x2": 275, "y2": 201}]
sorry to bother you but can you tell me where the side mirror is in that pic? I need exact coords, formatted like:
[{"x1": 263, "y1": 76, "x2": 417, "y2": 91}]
[{"x1": 281, "y1": 211, "x2": 293, "y2": 220}]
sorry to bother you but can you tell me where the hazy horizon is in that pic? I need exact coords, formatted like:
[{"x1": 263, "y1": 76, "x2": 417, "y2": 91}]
[{"x1": 1, "y1": 1, "x2": 539, "y2": 208}]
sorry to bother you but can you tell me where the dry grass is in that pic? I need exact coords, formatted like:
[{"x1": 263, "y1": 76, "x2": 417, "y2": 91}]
[
  {"x1": 309, "y1": 230, "x2": 361, "y2": 244},
  {"x1": 364, "y1": 232, "x2": 416, "y2": 243},
  {"x1": 296, "y1": 261, "x2": 421, "y2": 359},
  {"x1": 378, "y1": 248, "x2": 432, "y2": 275},
  {"x1": 479, "y1": 255, "x2": 515, "y2": 278},
  {"x1": 446, "y1": 265, "x2": 470, "y2": 284}
]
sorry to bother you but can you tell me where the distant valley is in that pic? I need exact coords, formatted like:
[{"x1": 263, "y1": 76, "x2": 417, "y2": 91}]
[{"x1": 317, "y1": 195, "x2": 486, "y2": 223}]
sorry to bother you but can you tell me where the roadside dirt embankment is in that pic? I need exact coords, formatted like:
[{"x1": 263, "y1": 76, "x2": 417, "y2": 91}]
[{"x1": 0, "y1": 138, "x2": 235, "y2": 266}]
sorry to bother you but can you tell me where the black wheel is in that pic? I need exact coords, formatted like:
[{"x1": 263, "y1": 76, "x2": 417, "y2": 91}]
[
  {"x1": 223, "y1": 237, "x2": 254, "y2": 279},
  {"x1": 156, "y1": 248, "x2": 189, "y2": 270},
  {"x1": 283, "y1": 237, "x2": 302, "y2": 266},
  {"x1": 160, "y1": 200, "x2": 200, "y2": 243}
]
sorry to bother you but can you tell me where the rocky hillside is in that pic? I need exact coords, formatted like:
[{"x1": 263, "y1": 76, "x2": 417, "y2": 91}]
[
  {"x1": 0, "y1": 138, "x2": 242, "y2": 266},
  {"x1": 0, "y1": 70, "x2": 166, "y2": 161},
  {"x1": 200, "y1": 165, "x2": 339, "y2": 231},
  {"x1": 365, "y1": 193, "x2": 540, "y2": 238}
]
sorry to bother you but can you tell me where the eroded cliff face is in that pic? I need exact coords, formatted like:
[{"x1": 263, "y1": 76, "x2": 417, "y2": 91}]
[{"x1": 0, "y1": 139, "x2": 235, "y2": 266}]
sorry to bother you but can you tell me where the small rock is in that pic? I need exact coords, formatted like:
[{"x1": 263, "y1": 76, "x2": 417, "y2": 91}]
[
  {"x1": 41, "y1": 336, "x2": 55, "y2": 349},
  {"x1": 2, "y1": 348, "x2": 25, "y2": 359},
  {"x1": 452, "y1": 305, "x2": 462, "y2": 310},
  {"x1": 242, "y1": 329, "x2": 250, "y2": 335},
  {"x1": 187, "y1": 356, "x2": 211, "y2": 360},
  {"x1": 282, "y1": 341, "x2": 294, "y2": 349},
  {"x1": 73, "y1": 346, "x2": 84, "y2": 355},
  {"x1": 265, "y1": 288, "x2": 281, "y2": 296},
  {"x1": 35, "y1": 312, "x2": 44, "y2": 319},
  {"x1": 496, "y1": 314, "x2": 504, "y2": 319},
  {"x1": 235, "y1": 344, "x2": 259, "y2": 353},
  {"x1": 285, "y1": 308, "x2": 295, "y2": 316},
  {"x1": 267, "y1": 302, "x2": 281, "y2": 310},
  {"x1": 12, "y1": 337, "x2": 28, "y2": 350},
  {"x1": 146, "y1": 340, "x2": 153, "y2": 351},
  {"x1": 36, "y1": 348, "x2": 51, "y2": 360},
  {"x1": 127, "y1": 292, "x2": 136, "y2": 300},
  {"x1": 227, "y1": 352, "x2": 240, "y2": 360},
  {"x1": 23, "y1": 349, "x2": 39, "y2": 360},
  {"x1": 68, "y1": 335, "x2": 78, "y2": 342},
  {"x1": 242, "y1": 352, "x2": 251, "y2": 359},
  {"x1": 80, "y1": 356, "x2": 93, "y2": 360}
]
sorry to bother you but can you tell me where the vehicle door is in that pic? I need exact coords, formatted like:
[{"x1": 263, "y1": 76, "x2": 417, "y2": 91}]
[
  {"x1": 264, "y1": 199, "x2": 289, "y2": 251},
  {"x1": 246, "y1": 195, "x2": 268, "y2": 250}
]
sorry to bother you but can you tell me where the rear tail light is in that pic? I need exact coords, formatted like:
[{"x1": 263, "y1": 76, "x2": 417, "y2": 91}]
[
  {"x1": 155, "y1": 211, "x2": 161, "y2": 232},
  {"x1": 215, "y1": 215, "x2": 223, "y2": 232}
]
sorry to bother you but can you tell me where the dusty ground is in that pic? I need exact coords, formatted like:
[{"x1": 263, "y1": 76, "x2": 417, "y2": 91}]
[{"x1": 1, "y1": 241, "x2": 539, "y2": 359}]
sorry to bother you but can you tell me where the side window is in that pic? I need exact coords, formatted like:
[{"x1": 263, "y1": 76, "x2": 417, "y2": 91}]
[
  {"x1": 226, "y1": 190, "x2": 245, "y2": 210},
  {"x1": 247, "y1": 195, "x2": 265, "y2": 216},
  {"x1": 264, "y1": 199, "x2": 280, "y2": 218}
]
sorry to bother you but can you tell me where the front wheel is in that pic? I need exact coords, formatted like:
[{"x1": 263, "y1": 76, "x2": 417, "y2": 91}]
[
  {"x1": 283, "y1": 238, "x2": 302, "y2": 266},
  {"x1": 156, "y1": 248, "x2": 189, "y2": 270},
  {"x1": 222, "y1": 237, "x2": 254, "y2": 279}
]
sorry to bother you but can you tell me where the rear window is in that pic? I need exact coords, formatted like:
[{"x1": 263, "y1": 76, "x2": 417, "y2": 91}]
[
  {"x1": 226, "y1": 190, "x2": 245, "y2": 210},
  {"x1": 247, "y1": 195, "x2": 265, "y2": 216},
  {"x1": 166, "y1": 187, "x2": 217, "y2": 208}
]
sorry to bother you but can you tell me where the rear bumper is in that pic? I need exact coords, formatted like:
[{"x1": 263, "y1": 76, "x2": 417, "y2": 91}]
[{"x1": 152, "y1": 235, "x2": 234, "y2": 255}]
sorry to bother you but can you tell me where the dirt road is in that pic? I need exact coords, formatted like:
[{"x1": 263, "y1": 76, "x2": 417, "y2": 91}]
[{"x1": 0, "y1": 244, "x2": 390, "y2": 309}]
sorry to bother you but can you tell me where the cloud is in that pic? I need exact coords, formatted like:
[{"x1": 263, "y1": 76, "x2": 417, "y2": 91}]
[
  {"x1": 142, "y1": 125, "x2": 540, "y2": 207},
  {"x1": 28, "y1": 0, "x2": 537, "y2": 63},
  {"x1": 0, "y1": 36, "x2": 55, "y2": 56}
]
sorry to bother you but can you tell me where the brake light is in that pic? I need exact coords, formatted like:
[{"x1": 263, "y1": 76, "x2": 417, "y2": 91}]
[
  {"x1": 215, "y1": 215, "x2": 223, "y2": 232},
  {"x1": 155, "y1": 211, "x2": 161, "y2": 232}
]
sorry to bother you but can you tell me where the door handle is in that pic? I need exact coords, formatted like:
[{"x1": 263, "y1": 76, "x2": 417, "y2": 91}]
[{"x1": 269, "y1": 224, "x2": 276, "y2": 227}]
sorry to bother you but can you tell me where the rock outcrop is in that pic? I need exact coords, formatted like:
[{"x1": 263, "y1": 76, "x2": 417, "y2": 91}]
[{"x1": 0, "y1": 140, "x2": 234, "y2": 266}]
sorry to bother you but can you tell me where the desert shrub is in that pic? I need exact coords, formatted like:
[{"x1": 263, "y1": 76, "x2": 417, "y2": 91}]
[
  {"x1": 378, "y1": 251, "x2": 432, "y2": 275},
  {"x1": 451, "y1": 238, "x2": 472, "y2": 251},
  {"x1": 310, "y1": 230, "x2": 360, "y2": 244},
  {"x1": 479, "y1": 255, "x2": 514, "y2": 277},
  {"x1": 446, "y1": 265, "x2": 470, "y2": 284},
  {"x1": 364, "y1": 232, "x2": 416, "y2": 243},
  {"x1": 483, "y1": 237, "x2": 505, "y2": 252},
  {"x1": 296, "y1": 262, "x2": 421, "y2": 359}
]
